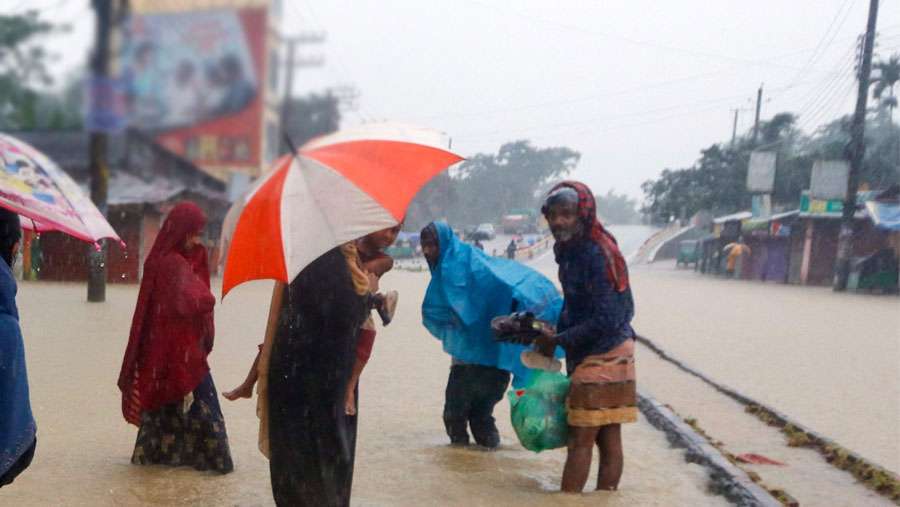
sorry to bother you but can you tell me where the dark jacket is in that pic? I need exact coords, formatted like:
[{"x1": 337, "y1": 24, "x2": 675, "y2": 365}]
[
  {"x1": 0, "y1": 259, "x2": 36, "y2": 479},
  {"x1": 555, "y1": 238, "x2": 635, "y2": 374}
]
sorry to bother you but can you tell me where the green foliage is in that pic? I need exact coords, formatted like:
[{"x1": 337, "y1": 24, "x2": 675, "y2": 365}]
[
  {"x1": 406, "y1": 140, "x2": 581, "y2": 229},
  {"x1": 872, "y1": 54, "x2": 899, "y2": 106},
  {"x1": 403, "y1": 170, "x2": 458, "y2": 228},
  {"x1": 0, "y1": 11, "x2": 57, "y2": 128},
  {"x1": 641, "y1": 110, "x2": 900, "y2": 225},
  {"x1": 280, "y1": 92, "x2": 341, "y2": 151},
  {"x1": 594, "y1": 189, "x2": 643, "y2": 225}
]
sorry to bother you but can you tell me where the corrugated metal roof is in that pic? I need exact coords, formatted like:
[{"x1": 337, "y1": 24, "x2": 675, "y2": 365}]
[{"x1": 712, "y1": 211, "x2": 752, "y2": 224}]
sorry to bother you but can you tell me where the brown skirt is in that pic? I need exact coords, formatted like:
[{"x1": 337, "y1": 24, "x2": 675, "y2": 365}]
[{"x1": 566, "y1": 338, "x2": 638, "y2": 427}]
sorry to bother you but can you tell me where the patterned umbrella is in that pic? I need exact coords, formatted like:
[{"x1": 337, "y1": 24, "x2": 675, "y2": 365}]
[
  {"x1": 219, "y1": 123, "x2": 463, "y2": 297},
  {"x1": 0, "y1": 133, "x2": 121, "y2": 246}
]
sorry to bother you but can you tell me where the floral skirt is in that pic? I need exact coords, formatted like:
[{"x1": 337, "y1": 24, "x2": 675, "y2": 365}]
[{"x1": 131, "y1": 373, "x2": 233, "y2": 474}]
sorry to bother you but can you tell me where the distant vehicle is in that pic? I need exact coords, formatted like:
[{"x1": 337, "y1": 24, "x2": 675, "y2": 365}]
[
  {"x1": 476, "y1": 223, "x2": 496, "y2": 239},
  {"x1": 503, "y1": 208, "x2": 540, "y2": 234},
  {"x1": 502, "y1": 214, "x2": 527, "y2": 235},
  {"x1": 676, "y1": 240, "x2": 700, "y2": 267}
]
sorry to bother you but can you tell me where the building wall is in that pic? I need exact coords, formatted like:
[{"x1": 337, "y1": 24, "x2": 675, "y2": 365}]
[
  {"x1": 38, "y1": 233, "x2": 89, "y2": 282},
  {"x1": 786, "y1": 218, "x2": 884, "y2": 287},
  {"x1": 788, "y1": 224, "x2": 806, "y2": 285}
]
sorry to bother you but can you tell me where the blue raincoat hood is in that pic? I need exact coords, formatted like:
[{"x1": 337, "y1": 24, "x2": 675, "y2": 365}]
[
  {"x1": 0, "y1": 259, "x2": 36, "y2": 477},
  {"x1": 422, "y1": 222, "x2": 562, "y2": 386}
]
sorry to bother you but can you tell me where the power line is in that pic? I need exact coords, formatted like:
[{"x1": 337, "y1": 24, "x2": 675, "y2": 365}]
[
  {"x1": 454, "y1": 83, "x2": 812, "y2": 144},
  {"x1": 782, "y1": 0, "x2": 857, "y2": 92},
  {"x1": 440, "y1": 73, "x2": 839, "y2": 143},
  {"x1": 283, "y1": 0, "x2": 389, "y2": 122},
  {"x1": 798, "y1": 72, "x2": 857, "y2": 132},
  {"x1": 411, "y1": 35, "x2": 870, "y2": 124},
  {"x1": 461, "y1": 0, "x2": 860, "y2": 73},
  {"x1": 790, "y1": 40, "x2": 859, "y2": 122},
  {"x1": 802, "y1": 78, "x2": 858, "y2": 132}
]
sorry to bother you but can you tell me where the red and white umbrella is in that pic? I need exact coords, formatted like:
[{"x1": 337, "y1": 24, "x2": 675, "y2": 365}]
[{"x1": 219, "y1": 123, "x2": 463, "y2": 297}]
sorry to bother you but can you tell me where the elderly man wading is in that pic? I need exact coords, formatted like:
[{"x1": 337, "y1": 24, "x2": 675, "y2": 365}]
[{"x1": 533, "y1": 181, "x2": 638, "y2": 493}]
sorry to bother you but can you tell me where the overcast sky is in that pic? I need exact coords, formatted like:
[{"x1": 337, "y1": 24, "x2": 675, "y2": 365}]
[{"x1": 17, "y1": 0, "x2": 900, "y2": 200}]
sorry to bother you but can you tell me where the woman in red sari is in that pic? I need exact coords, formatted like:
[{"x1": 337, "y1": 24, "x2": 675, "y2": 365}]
[{"x1": 118, "y1": 202, "x2": 233, "y2": 474}]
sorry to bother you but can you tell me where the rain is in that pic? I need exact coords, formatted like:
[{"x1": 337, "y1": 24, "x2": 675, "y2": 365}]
[{"x1": 1, "y1": 1, "x2": 899, "y2": 506}]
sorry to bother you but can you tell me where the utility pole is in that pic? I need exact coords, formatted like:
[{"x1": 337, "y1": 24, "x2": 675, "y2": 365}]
[
  {"x1": 279, "y1": 33, "x2": 325, "y2": 151},
  {"x1": 731, "y1": 108, "x2": 740, "y2": 147},
  {"x1": 87, "y1": 0, "x2": 114, "y2": 303},
  {"x1": 752, "y1": 84, "x2": 763, "y2": 144},
  {"x1": 329, "y1": 84, "x2": 361, "y2": 113},
  {"x1": 834, "y1": 0, "x2": 879, "y2": 292}
]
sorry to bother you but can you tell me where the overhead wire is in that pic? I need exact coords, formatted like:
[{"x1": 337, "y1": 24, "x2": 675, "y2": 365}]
[
  {"x1": 278, "y1": 1, "x2": 378, "y2": 123},
  {"x1": 460, "y1": 0, "x2": 857, "y2": 73},
  {"x1": 292, "y1": 0, "x2": 390, "y2": 122},
  {"x1": 789, "y1": 40, "x2": 859, "y2": 128},
  {"x1": 780, "y1": 0, "x2": 857, "y2": 93},
  {"x1": 453, "y1": 79, "x2": 830, "y2": 144}
]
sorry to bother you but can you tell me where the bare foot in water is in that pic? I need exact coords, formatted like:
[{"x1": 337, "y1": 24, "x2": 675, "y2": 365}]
[{"x1": 223, "y1": 382, "x2": 254, "y2": 401}]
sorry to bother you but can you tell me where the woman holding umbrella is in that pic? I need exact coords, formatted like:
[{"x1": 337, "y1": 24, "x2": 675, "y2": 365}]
[
  {"x1": 118, "y1": 202, "x2": 233, "y2": 474},
  {"x1": 217, "y1": 123, "x2": 464, "y2": 505},
  {"x1": 264, "y1": 244, "x2": 371, "y2": 506}
]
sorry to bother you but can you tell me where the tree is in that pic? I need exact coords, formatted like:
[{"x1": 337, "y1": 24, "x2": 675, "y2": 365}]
[
  {"x1": 0, "y1": 11, "x2": 58, "y2": 129},
  {"x1": 279, "y1": 92, "x2": 341, "y2": 151},
  {"x1": 404, "y1": 170, "x2": 458, "y2": 229},
  {"x1": 873, "y1": 54, "x2": 899, "y2": 119},
  {"x1": 405, "y1": 140, "x2": 580, "y2": 229},
  {"x1": 453, "y1": 140, "x2": 580, "y2": 226},
  {"x1": 641, "y1": 109, "x2": 899, "y2": 225},
  {"x1": 594, "y1": 189, "x2": 642, "y2": 225}
]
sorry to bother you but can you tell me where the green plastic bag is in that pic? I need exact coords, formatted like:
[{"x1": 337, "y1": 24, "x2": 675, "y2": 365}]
[{"x1": 507, "y1": 370, "x2": 570, "y2": 453}]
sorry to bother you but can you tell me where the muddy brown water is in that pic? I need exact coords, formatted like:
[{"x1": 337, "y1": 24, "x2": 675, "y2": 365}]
[{"x1": 5, "y1": 267, "x2": 724, "y2": 505}]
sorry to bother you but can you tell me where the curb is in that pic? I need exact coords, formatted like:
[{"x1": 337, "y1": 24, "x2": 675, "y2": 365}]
[
  {"x1": 635, "y1": 334, "x2": 899, "y2": 502},
  {"x1": 637, "y1": 388, "x2": 782, "y2": 507}
]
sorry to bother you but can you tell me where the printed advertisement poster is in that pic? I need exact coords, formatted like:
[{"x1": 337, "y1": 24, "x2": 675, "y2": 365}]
[{"x1": 120, "y1": 8, "x2": 267, "y2": 170}]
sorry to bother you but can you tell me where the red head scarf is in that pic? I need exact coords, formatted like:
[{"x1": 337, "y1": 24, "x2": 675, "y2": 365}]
[
  {"x1": 118, "y1": 203, "x2": 215, "y2": 425},
  {"x1": 547, "y1": 181, "x2": 630, "y2": 292}
]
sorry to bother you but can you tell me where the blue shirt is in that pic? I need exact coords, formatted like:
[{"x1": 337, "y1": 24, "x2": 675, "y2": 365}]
[{"x1": 555, "y1": 238, "x2": 635, "y2": 374}]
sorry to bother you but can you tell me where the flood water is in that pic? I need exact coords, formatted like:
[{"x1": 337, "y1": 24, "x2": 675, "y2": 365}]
[{"x1": 5, "y1": 226, "x2": 734, "y2": 505}]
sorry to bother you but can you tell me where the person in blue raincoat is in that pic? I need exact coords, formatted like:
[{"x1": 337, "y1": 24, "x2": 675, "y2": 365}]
[
  {"x1": 420, "y1": 221, "x2": 562, "y2": 448},
  {"x1": 0, "y1": 208, "x2": 36, "y2": 489}
]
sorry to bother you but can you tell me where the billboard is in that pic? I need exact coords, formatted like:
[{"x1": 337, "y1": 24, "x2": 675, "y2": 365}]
[
  {"x1": 746, "y1": 150, "x2": 777, "y2": 193},
  {"x1": 809, "y1": 160, "x2": 850, "y2": 201},
  {"x1": 120, "y1": 8, "x2": 268, "y2": 172}
]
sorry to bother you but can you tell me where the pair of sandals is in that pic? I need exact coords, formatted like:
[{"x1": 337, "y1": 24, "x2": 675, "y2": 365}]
[
  {"x1": 369, "y1": 290, "x2": 399, "y2": 326},
  {"x1": 491, "y1": 312, "x2": 562, "y2": 373}
]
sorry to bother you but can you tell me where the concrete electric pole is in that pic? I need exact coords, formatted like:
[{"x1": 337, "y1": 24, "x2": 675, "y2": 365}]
[{"x1": 833, "y1": 0, "x2": 880, "y2": 291}]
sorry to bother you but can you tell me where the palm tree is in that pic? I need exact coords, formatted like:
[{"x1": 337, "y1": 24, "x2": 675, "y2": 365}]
[{"x1": 872, "y1": 54, "x2": 900, "y2": 119}]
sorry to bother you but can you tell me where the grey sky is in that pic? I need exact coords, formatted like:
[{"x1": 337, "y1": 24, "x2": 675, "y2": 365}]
[{"x1": 19, "y1": 0, "x2": 900, "y2": 199}]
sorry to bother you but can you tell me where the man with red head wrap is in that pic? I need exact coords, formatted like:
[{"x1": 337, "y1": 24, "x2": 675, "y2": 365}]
[{"x1": 535, "y1": 181, "x2": 636, "y2": 493}]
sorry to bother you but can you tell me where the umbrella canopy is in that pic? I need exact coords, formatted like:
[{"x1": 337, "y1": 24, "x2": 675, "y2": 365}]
[
  {"x1": 219, "y1": 123, "x2": 463, "y2": 297},
  {"x1": 0, "y1": 133, "x2": 121, "y2": 246},
  {"x1": 723, "y1": 242, "x2": 751, "y2": 256}
]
